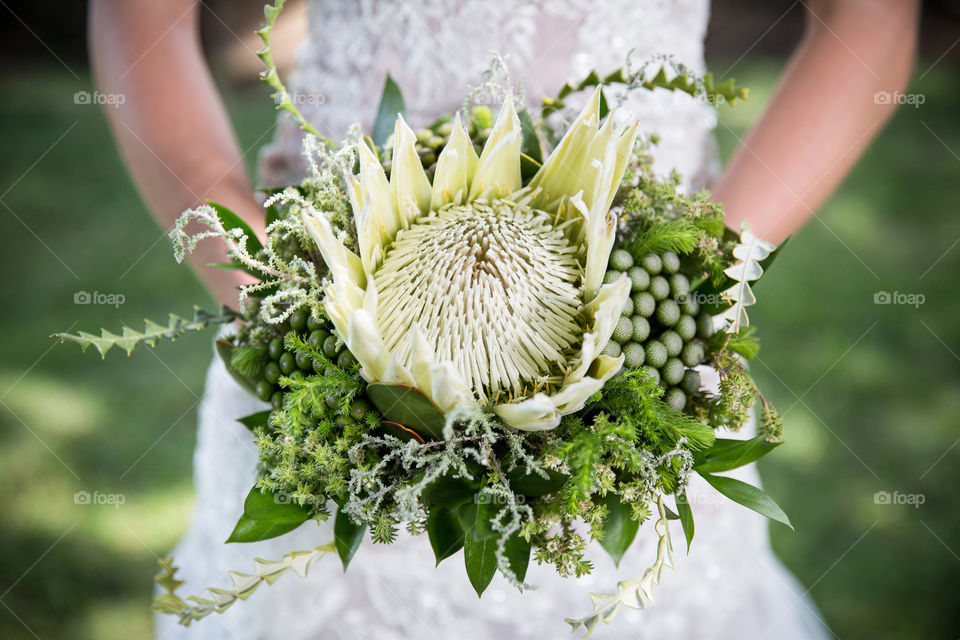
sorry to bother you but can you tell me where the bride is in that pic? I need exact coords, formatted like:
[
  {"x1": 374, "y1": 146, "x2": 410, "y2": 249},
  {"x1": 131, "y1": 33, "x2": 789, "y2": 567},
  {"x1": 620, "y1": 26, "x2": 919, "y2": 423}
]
[{"x1": 90, "y1": 1, "x2": 917, "y2": 637}]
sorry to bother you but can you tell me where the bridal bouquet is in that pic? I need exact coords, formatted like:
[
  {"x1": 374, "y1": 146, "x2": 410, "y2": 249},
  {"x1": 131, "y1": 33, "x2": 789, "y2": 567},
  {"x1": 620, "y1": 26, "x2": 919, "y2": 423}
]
[{"x1": 58, "y1": 2, "x2": 791, "y2": 633}]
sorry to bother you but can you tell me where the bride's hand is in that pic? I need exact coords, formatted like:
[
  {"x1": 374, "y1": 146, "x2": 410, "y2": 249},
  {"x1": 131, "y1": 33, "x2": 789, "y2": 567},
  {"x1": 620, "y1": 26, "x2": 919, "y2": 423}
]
[{"x1": 90, "y1": 0, "x2": 264, "y2": 306}]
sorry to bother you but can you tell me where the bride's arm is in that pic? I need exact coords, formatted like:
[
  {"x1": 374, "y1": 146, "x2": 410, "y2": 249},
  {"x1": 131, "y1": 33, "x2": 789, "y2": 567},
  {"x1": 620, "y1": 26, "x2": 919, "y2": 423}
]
[
  {"x1": 89, "y1": 0, "x2": 261, "y2": 306},
  {"x1": 711, "y1": 0, "x2": 919, "y2": 243}
]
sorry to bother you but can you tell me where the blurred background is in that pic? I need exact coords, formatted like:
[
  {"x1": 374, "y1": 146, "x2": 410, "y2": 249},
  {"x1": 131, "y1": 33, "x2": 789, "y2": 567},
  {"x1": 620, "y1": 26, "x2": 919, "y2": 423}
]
[{"x1": 1, "y1": 1, "x2": 958, "y2": 638}]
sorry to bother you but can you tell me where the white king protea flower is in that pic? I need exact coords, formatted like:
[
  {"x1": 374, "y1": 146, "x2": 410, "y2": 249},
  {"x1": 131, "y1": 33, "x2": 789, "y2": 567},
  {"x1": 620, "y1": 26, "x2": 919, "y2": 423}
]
[{"x1": 303, "y1": 88, "x2": 638, "y2": 431}]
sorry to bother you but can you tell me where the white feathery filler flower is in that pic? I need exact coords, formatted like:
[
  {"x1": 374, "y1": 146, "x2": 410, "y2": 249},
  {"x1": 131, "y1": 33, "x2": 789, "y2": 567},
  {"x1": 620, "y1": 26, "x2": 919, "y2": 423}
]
[{"x1": 303, "y1": 88, "x2": 639, "y2": 431}]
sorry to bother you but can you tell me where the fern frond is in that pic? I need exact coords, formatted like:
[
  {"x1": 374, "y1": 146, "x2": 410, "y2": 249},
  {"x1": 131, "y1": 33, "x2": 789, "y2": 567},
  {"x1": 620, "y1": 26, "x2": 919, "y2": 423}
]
[
  {"x1": 565, "y1": 495, "x2": 675, "y2": 635},
  {"x1": 152, "y1": 542, "x2": 336, "y2": 627},
  {"x1": 629, "y1": 219, "x2": 700, "y2": 256},
  {"x1": 53, "y1": 306, "x2": 237, "y2": 358}
]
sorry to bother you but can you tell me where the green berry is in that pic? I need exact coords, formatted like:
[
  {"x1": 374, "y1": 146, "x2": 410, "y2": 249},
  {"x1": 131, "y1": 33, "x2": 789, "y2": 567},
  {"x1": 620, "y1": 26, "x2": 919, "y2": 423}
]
[
  {"x1": 309, "y1": 329, "x2": 329, "y2": 349},
  {"x1": 680, "y1": 293, "x2": 700, "y2": 316},
  {"x1": 613, "y1": 316, "x2": 634, "y2": 343},
  {"x1": 661, "y1": 330, "x2": 683, "y2": 357},
  {"x1": 664, "y1": 388, "x2": 687, "y2": 411},
  {"x1": 681, "y1": 369, "x2": 701, "y2": 395},
  {"x1": 322, "y1": 336, "x2": 340, "y2": 358},
  {"x1": 289, "y1": 309, "x2": 308, "y2": 331},
  {"x1": 627, "y1": 266, "x2": 650, "y2": 292},
  {"x1": 640, "y1": 253, "x2": 662, "y2": 275},
  {"x1": 337, "y1": 350, "x2": 357, "y2": 369},
  {"x1": 295, "y1": 352, "x2": 313, "y2": 371},
  {"x1": 662, "y1": 358, "x2": 685, "y2": 385},
  {"x1": 696, "y1": 313, "x2": 714, "y2": 338},
  {"x1": 325, "y1": 394, "x2": 339, "y2": 409},
  {"x1": 426, "y1": 135, "x2": 445, "y2": 150},
  {"x1": 621, "y1": 297, "x2": 634, "y2": 317},
  {"x1": 279, "y1": 352, "x2": 296, "y2": 375},
  {"x1": 419, "y1": 150, "x2": 437, "y2": 166},
  {"x1": 242, "y1": 298, "x2": 261, "y2": 321},
  {"x1": 623, "y1": 342, "x2": 645, "y2": 368},
  {"x1": 609, "y1": 249, "x2": 634, "y2": 271},
  {"x1": 264, "y1": 362, "x2": 281, "y2": 384},
  {"x1": 603, "y1": 270, "x2": 622, "y2": 285},
  {"x1": 640, "y1": 366, "x2": 660, "y2": 386},
  {"x1": 649, "y1": 276, "x2": 670, "y2": 301},
  {"x1": 633, "y1": 292, "x2": 656, "y2": 318},
  {"x1": 631, "y1": 316, "x2": 651, "y2": 342},
  {"x1": 307, "y1": 315, "x2": 322, "y2": 331},
  {"x1": 255, "y1": 380, "x2": 274, "y2": 402},
  {"x1": 415, "y1": 128, "x2": 433, "y2": 144},
  {"x1": 602, "y1": 340, "x2": 622, "y2": 358},
  {"x1": 656, "y1": 299, "x2": 681, "y2": 327},
  {"x1": 645, "y1": 341, "x2": 668, "y2": 368},
  {"x1": 270, "y1": 391, "x2": 283, "y2": 409},
  {"x1": 268, "y1": 338, "x2": 284, "y2": 361},
  {"x1": 350, "y1": 399, "x2": 372, "y2": 421},
  {"x1": 669, "y1": 274, "x2": 690, "y2": 297},
  {"x1": 682, "y1": 341, "x2": 705, "y2": 367},
  {"x1": 676, "y1": 315, "x2": 696, "y2": 341},
  {"x1": 661, "y1": 251, "x2": 680, "y2": 274},
  {"x1": 436, "y1": 122, "x2": 454, "y2": 137}
]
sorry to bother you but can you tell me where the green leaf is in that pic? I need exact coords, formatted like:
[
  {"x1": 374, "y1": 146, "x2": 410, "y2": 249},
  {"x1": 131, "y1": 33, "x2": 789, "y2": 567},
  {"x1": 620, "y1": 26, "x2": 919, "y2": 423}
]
[
  {"x1": 727, "y1": 326, "x2": 761, "y2": 360},
  {"x1": 208, "y1": 201, "x2": 263, "y2": 256},
  {"x1": 372, "y1": 73, "x2": 406, "y2": 148},
  {"x1": 237, "y1": 410, "x2": 272, "y2": 432},
  {"x1": 598, "y1": 493, "x2": 639, "y2": 567},
  {"x1": 676, "y1": 490, "x2": 695, "y2": 552},
  {"x1": 427, "y1": 507, "x2": 465, "y2": 565},
  {"x1": 333, "y1": 507, "x2": 365, "y2": 570},
  {"x1": 463, "y1": 535, "x2": 497, "y2": 597},
  {"x1": 457, "y1": 499, "x2": 497, "y2": 541},
  {"x1": 226, "y1": 487, "x2": 312, "y2": 543},
  {"x1": 366, "y1": 383, "x2": 446, "y2": 439},
  {"x1": 700, "y1": 473, "x2": 793, "y2": 530},
  {"x1": 598, "y1": 87, "x2": 610, "y2": 120},
  {"x1": 421, "y1": 474, "x2": 479, "y2": 508},
  {"x1": 215, "y1": 340, "x2": 259, "y2": 396},
  {"x1": 694, "y1": 436, "x2": 782, "y2": 473},
  {"x1": 505, "y1": 467, "x2": 568, "y2": 497},
  {"x1": 504, "y1": 533, "x2": 531, "y2": 583}
]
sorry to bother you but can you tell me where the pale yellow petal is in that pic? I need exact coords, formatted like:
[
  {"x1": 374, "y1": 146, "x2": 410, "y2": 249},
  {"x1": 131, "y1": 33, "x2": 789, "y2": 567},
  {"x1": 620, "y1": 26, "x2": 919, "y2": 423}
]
[
  {"x1": 391, "y1": 115, "x2": 432, "y2": 219},
  {"x1": 468, "y1": 94, "x2": 522, "y2": 200},
  {"x1": 430, "y1": 113, "x2": 478, "y2": 210},
  {"x1": 493, "y1": 393, "x2": 560, "y2": 431}
]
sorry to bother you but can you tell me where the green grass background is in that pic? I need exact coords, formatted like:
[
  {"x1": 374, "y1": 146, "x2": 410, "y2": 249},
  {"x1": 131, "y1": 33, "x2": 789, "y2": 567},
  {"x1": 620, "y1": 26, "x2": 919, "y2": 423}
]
[{"x1": 0, "y1": 61, "x2": 957, "y2": 638}]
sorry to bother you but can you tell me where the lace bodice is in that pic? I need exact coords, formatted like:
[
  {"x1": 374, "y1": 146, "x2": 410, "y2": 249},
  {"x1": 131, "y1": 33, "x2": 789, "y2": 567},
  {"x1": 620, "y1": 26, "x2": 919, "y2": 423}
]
[
  {"x1": 157, "y1": 2, "x2": 830, "y2": 638},
  {"x1": 258, "y1": 0, "x2": 719, "y2": 191}
]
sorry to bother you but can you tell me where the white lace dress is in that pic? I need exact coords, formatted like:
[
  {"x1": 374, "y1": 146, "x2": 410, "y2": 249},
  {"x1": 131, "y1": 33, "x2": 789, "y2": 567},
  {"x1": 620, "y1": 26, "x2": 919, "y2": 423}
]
[{"x1": 156, "y1": 1, "x2": 831, "y2": 638}]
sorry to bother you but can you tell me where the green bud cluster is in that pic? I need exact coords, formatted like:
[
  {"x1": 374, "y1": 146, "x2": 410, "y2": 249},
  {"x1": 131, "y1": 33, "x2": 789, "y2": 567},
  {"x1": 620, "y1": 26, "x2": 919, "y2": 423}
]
[
  {"x1": 254, "y1": 309, "x2": 357, "y2": 408},
  {"x1": 602, "y1": 249, "x2": 714, "y2": 411}
]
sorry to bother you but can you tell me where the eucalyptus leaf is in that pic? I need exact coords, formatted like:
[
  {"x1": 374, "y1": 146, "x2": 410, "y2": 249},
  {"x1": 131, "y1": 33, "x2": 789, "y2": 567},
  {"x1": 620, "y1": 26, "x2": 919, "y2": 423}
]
[
  {"x1": 463, "y1": 536, "x2": 497, "y2": 597},
  {"x1": 366, "y1": 383, "x2": 446, "y2": 439},
  {"x1": 598, "y1": 493, "x2": 639, "y2": 567},
  {"x1": 333, "y1": 508, "x2": 365, "y2": 570},
  {"x1": 700, "y1": 473, "x2": 793, "y2": 530},
  {"x1": 372, "y1": 73, "x2": 406, "y2": 148},
  {"x1": 427, "y1": 507, "x2": 465, "y2": 565},
  {"x1": 694, "y1": 436, "x2": 781, "y2": 473}
]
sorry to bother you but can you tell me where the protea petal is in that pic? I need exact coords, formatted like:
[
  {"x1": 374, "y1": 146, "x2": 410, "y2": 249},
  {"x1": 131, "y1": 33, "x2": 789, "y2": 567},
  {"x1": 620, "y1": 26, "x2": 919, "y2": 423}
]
[
  {"x1": 493, "y1": 393, "x2": 560, "y2": 431},
  {"x1": 430, "y1": 113, "x2": 479, "y2": 210},
  {"x1": 391, "y1": 116, "x2": 432, "y2": 220},
  {"x1": 301, "y1": 210, "x2": 365, "y2": 287},
  {"x1": 468, "y1": 94, "x2": 522, "y2": 200}
]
